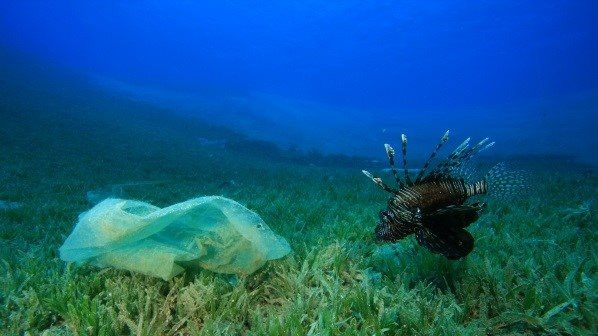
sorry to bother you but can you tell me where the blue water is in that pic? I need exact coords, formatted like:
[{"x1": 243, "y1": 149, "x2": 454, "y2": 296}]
[{"x1": 1, "y1": 1, "x2": 596, "y2": 162}]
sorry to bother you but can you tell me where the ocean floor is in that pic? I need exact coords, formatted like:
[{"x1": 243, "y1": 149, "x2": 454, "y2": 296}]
[{"x1": 0, "y1": 104, "x2": 596, "y2": 335}]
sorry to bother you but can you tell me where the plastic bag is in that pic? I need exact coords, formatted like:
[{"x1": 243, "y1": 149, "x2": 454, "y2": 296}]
[{"x1": 59, "y1": 196, "x2": 291, "y2": 280}]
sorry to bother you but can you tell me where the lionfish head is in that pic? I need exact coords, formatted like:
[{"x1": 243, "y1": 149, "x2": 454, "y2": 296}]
[{"x1": 375, "y1": 209, "x2": 417, "y2": 242}]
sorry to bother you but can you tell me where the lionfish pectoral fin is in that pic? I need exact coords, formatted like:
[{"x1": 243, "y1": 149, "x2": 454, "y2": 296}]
[
  {"x1": 415, "y1": 227, "x2": 474, "y2": 259},
  {"x1": 425, "y1": 203, "x2": 486, "y2": 229}
]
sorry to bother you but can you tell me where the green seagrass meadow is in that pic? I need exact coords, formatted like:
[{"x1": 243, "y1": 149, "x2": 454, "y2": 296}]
[{"x1": 0, "y1": 90, "x2": 596, "y2": 335}]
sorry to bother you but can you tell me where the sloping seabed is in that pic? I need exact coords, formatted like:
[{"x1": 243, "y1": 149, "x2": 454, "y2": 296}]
[{"x1": 0, "y1": 95, "x2": 596, "y2": 335}]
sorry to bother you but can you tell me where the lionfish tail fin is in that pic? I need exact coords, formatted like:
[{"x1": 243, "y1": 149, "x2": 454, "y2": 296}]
[{"x1": 483, "y1": 163, "x2": 529, "y2": 199}]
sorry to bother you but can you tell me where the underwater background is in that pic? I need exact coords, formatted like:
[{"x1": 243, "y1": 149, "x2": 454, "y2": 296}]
[{"x1": 0, "y1": 1, "x2": 596, "y2": 335}]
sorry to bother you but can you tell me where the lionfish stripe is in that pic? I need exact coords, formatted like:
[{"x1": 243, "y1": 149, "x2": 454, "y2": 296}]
[
  {"x1": 395, "y1": 186, "x2": 419, "y2": 203},
  {"x1": 465, "y1": 180, "x2": 487, "y2": 196}
]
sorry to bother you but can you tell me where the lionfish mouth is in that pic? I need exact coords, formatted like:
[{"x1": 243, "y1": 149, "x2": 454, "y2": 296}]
[{"x1": 374, "y1": 221, "x2": 392, "y2": 242}]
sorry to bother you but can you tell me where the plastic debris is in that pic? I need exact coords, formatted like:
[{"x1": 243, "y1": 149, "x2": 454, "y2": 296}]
[{"x1": 59, "y1": 196, "x2": 291, "y2": 280}]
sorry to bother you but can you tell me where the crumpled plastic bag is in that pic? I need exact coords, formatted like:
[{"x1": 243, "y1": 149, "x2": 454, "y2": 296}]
[{"x1": 59, "y1": 196, "x2": 291, "y2": 280}]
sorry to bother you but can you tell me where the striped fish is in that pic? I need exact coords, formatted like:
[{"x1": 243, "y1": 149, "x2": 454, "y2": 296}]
[{"x1": 363, "y1": 131, "x2": 527, "y2": 259}]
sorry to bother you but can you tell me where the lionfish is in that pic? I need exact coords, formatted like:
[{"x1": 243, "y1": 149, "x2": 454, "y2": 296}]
[{"x1": 363, "y1": 131, "x2": 526, "y2": 259}]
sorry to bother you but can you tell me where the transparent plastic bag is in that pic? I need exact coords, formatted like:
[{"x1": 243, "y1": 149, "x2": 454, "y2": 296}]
[{"x1": 59, "y1": 197, "x2": 291, "y2": 280}]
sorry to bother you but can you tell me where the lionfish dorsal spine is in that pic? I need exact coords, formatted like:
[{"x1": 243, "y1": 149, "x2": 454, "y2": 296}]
[
  {"x1": 400, "y1": 134, "x2": 413, "y2": 186},
  {"x1": 362, "y1": 170, "x2": 398, "y2": 194},
  {"x1": 423, "y1": 137, "x2": 495, "y2": 181},
  {"x1": 384, "y1": 143, "x2": 404, "y2": 188},
  {"x1": 415, "y1": 130, "x2": 450, "y2": 183}
]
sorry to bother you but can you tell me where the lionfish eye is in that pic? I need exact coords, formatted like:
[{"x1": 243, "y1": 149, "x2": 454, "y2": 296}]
[
  {"x1": 411, "y1": 208, "x2": 422, "y2": 221},
  {"x1": 379, "y1": 210, "x2": 392, "y2": 222}
]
